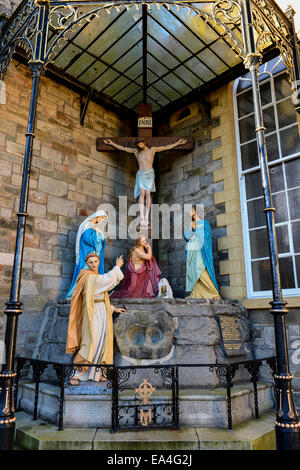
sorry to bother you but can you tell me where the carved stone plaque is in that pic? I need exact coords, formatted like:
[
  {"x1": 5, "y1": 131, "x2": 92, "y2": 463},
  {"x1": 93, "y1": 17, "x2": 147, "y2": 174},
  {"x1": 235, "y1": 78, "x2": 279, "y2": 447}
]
[{"x1": 216, "y1": 315, "x2": 246, "y2": 357}]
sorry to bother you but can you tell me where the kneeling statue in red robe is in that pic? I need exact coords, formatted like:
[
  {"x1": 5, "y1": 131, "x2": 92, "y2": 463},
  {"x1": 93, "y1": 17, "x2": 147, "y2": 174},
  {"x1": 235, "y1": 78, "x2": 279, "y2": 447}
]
[{"x1": 111, "y1": 236, "x2": 161, "y2": 298}]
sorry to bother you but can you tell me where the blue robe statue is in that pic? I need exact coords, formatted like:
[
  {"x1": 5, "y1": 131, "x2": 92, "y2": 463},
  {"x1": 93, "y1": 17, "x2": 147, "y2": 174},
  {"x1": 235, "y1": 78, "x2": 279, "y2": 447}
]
[
  {"x1": 183, "y1": 219, "x2": 219, "y2": 296},
  {"x1": 65, "y1": 211, "x2": 107, "y2": 299}
]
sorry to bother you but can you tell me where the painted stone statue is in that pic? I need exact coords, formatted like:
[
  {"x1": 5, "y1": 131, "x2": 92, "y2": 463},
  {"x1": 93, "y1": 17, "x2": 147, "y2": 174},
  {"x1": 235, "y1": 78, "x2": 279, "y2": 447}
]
[
  {"x1": 111, "y1": 236, "x2": 161, "y2": 298},
  {"x1": 66, "y1": 252, "x2": 125, "y2": 384},
  {"x1": 184, "y1": 206, "x2": 220, "y2": 299},
  {"x1": 65, "y1": 210, "x2": 107, "y2": 300},
  {"x1": 103, "y1": 137, "x2": 187, "y2": 225}
]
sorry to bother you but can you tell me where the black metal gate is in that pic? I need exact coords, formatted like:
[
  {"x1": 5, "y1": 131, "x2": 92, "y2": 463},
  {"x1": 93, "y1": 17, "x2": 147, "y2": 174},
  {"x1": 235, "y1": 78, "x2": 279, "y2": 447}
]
[{"x1": 111, "y1": 365, "x2": 179, "y2": 432}]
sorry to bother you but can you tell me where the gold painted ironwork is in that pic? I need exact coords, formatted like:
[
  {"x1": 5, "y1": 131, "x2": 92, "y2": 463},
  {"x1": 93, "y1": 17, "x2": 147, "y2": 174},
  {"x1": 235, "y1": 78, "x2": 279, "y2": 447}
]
[
  {"x1": 287, "y1": 390, "x2": 294, "y2": 419},
  {"x1": 140, "y1": 409, "x2": 153, "y2": 426},
  {"x1": 135, "y1": 378, "x2": 156, "y2": 427},
  {"x1": 275, "y1": 420, "x2": 300, "y2": 429},
  {"x1": 2, "y1": 387, "x2": 10, "y2": 416},
  {"x1": 278, "y1": 389, "x2": 283, "y2": 417},
  {"x1": 1, "y1": 0, "x2": 297, "y2": 89},
  {"x1": 45, "y1": 0, "x2": 246, "y2": 65},
  {"x1": 135, "y1": 378, "x2": 156, "y2": 405},
  {"x1": 250, "y1": 0, "x2": 296, "y2": 88}
]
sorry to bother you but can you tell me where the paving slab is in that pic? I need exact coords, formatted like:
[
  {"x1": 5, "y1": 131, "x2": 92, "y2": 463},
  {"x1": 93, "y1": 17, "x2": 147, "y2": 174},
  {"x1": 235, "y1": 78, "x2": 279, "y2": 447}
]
[
  {"x1": 195, "y1": 412, "x2": 275, "y2": 450},
  {"x1": 94, "y1": 427, "x2": 199, "y2": 451},
  {"x1": 15, "y1": 410, "x2": 276, "y2": 450},
  {"x1": 15, "y1": 412, "x2": 97, "y2": 450}
]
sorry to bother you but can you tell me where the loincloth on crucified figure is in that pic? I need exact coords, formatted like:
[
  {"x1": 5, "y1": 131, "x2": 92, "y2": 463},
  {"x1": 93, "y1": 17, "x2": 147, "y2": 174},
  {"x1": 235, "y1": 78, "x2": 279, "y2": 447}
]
[{"x1": 134, "y1": 168, "x2": 156, "y2": 199}]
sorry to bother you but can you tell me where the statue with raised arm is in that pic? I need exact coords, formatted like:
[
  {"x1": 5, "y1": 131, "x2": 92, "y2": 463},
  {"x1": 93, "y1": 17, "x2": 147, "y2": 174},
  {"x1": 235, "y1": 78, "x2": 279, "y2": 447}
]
[
  {"x1": 103, "y1": 137, "x2": 187, "y2": 225},
  {"x1": 66, "y1": 252, "x2": 126, "y2": 384}
]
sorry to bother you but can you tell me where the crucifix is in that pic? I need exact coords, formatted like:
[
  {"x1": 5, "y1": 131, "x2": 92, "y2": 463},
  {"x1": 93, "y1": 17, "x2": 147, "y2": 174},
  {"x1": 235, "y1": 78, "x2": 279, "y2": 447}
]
[
  {"x1": 96, "y1": 102, "x2": 194, "y2": 228},
  {"x1": 96, "y1": 4, "x2": 193, "y2": 231}
]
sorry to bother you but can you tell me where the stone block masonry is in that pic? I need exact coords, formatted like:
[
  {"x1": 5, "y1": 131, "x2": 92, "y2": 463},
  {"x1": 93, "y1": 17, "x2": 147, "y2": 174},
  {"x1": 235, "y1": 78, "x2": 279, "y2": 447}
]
[
  {"x1": 249, "y1": 307, "x2": 300, "y2": 411},
  {"x1": 0, "y1": 0, "x2": 22, "y2": 18},
  {"x1": 157, "y1": 100, "x2": 227, "y2": 298},
  {"x1": 210, "y1": 83, "x2": 247, "y2": 301},
  {"x1": 0, "y1": 60, "x2": 136, "y2": 344}
]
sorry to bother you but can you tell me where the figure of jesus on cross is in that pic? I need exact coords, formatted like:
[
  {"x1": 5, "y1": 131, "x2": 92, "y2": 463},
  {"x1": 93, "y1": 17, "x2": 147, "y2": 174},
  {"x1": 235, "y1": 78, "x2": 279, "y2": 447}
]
[{"x1": 103, "y1": 137, "x2": 187, "y2": 226}]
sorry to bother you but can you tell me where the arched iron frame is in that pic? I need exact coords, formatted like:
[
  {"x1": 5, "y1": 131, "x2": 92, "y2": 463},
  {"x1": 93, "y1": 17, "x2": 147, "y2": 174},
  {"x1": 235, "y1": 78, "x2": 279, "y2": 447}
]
[{"x1": 0, "y1": 0, "x2": 299, "y2": 450}]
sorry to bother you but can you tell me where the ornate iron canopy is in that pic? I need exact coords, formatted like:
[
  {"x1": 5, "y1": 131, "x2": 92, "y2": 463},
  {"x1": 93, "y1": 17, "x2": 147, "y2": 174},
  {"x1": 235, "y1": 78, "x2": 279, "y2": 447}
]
[{"x1": 0, "y1": 0, "x2": 299, "y2": 115}]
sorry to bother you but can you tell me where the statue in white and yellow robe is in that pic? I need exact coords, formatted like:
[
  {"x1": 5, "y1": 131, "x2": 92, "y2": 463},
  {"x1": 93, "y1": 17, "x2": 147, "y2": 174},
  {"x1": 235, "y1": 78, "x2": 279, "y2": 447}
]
[{"x1": 66, "y1": 265, "x2": 124, "y2": 381}]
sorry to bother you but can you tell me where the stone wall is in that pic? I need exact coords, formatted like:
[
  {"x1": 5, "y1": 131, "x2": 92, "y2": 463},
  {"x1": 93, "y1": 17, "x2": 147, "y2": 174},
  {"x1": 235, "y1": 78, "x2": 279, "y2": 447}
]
[
  {"x1": 156, "y1": 97, "x2": 228, "y2": 298},
  {"x1": 249, "y1": 308, "x2": 300, "y2": 410},
  {"x1": 0, "y1": 59, "x2": 136, "y2": 345},
  {"x1": 0, "y1": 0, "x2": 22, "y2": 18}
]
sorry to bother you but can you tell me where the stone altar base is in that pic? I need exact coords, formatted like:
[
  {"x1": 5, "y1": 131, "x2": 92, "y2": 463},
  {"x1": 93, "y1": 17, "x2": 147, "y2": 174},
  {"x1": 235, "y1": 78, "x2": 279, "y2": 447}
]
[
  {"x1": 29, "y1": 298, "x2": 253, "y2": 388},
  {"x1": 18, "y1": 380, "x2": 274, "y2": 429}
]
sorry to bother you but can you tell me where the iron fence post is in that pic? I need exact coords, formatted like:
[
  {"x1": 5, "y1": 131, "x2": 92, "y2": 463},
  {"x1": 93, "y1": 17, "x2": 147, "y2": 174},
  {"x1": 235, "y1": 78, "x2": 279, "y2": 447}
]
[
  {"x1": 172, "y1": 365, "x2": 179, "y2": 430},
  {"x1": 110, "y1": 365, "x2": 118, "y2": 433},
  {"x1": 241, "y1": 0, "x2": 300, "y2": 450},
  {"x1": 245, "y1": 360, "x2": 262, "y2": 419},
  {"x1": 0, "y1": 0, "x2": 49, "y2": 449},
  {"x1": 0, "y1": 62, "x2": 42, "y2": 450},
  {"x1": 58, "y1": 365, "x2": 65, "y2": 431}
]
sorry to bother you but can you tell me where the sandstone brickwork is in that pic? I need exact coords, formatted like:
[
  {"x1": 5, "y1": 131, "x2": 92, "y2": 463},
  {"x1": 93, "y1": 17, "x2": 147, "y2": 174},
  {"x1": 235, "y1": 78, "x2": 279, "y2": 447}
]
[
  {"x1": 157, "y1": 99, "x2": 228, "y2": 297},
  {"x1": 0, "y1": 60, "x2": 136, "y2": 341},
  {"x1": 0, "y1": 0, "x2": 22, "y2": 18}
]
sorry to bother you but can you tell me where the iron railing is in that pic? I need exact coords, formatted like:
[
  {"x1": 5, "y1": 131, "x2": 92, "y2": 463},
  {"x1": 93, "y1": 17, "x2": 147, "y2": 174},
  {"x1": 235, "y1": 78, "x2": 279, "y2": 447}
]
[{"x1": 15, "y1": 356, "x2": 276, "y2": 432}]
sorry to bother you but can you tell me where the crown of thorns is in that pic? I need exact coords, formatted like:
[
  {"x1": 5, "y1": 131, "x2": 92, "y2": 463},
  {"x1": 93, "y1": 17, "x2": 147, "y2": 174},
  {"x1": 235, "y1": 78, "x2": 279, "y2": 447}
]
[{"x1": 135, "y1": 138, "x2": 147, "y2": 146}]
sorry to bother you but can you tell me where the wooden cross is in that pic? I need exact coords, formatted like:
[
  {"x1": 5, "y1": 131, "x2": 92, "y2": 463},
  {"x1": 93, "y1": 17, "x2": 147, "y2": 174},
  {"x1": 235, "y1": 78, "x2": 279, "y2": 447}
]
[
  {"x1": 96, "y1": 103, "x2": 194, "y2": 152},
  {"x1": 96, "y1": 103, "x2": 194, "y2": 237}
]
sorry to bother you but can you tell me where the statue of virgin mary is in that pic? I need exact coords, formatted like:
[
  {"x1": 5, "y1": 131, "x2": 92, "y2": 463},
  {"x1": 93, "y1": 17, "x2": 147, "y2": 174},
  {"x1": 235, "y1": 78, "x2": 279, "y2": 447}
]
[{"x1": 65, "y1": 210, "x2": 107, "y2": 300}]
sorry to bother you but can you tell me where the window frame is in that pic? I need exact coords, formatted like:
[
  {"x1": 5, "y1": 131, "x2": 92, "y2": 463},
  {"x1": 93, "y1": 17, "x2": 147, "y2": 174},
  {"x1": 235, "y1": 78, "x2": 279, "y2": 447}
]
[{"x1": 233, "y1": 57, "x2": 300, "y2": 299}]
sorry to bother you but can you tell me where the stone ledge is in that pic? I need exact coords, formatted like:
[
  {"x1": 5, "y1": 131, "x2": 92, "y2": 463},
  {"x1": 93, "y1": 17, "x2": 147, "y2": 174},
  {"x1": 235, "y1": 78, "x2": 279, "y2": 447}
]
[
  {"x1": 59, "y1": 298, "x2": 235, "y2": 306},
  {"x1": 18, "y1": 381, "x2": 274, "y2": 429},
  {"x1": 15, "y1": 410, "x2": 276, "y2": 450}
]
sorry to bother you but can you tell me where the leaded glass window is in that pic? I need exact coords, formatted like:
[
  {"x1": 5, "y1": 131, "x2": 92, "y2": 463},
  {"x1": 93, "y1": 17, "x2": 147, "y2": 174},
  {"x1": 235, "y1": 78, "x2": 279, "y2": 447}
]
[{"x1": 234, "y1": 57, "x2": 300, "y2": 298}]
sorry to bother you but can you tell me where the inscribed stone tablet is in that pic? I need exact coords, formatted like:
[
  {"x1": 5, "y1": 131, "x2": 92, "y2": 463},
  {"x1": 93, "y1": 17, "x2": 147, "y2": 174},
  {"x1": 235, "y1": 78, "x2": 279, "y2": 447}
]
[{"x1": 216, "y1": 314, "x2": 247, "y2": 357}]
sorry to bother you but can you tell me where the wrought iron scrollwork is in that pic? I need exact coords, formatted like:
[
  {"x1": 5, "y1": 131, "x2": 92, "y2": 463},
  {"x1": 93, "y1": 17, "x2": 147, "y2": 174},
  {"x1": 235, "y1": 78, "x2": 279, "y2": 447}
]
[
  {"x1": 0, "y1": 0, "x2": 39, "y2": 79},
  {"x1": 244, "y1": 360, "x2": 262, "y2": 383},
  {"x1": 250, "y1": 0, "x2": 296, "y2": 87},
  {"x1": 29, "y1": 359, "x2": 48, "y2": 420},
  {"x1": 0, "y1": 0, "x2": 296, "y2": 88},
  {"x1": 117, "y1": 368, "x2": 136, "y2": 391},
  {"x1": 45, "y1": 0, "x2": 246, "y2": 66},
  {"x1": 252, "y1": 0, "x2": 290, "y2": 38},
  {"x1": 30, "y1": 359, "x2": 48, "y2": 382},
  {"x1": 212, "y1": 0, "x2": 242, "y2": 26},
  {"x1": 244, "y1": 360, "x2": 262, "y2": 419},
  {"x1": 210, "y1": 363, "x2": 239, "y2": 429},
  {"x1": 97, "y1": 365, "x2": 113, "y2": 388},
  {"x1": 54, "y1": 364, "x2": 74, "y2": 389},
  {"x1": 154, "y1": 366, "x2": 173, "y2": 389},
  {"x1": 210, "y1": 363, "x2": 239, "y2": 388}
]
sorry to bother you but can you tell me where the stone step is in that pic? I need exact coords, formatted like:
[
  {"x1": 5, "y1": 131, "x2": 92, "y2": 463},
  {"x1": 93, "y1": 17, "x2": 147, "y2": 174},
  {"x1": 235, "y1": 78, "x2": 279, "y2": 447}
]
[
  {"x1": 18, "y1": 380, "x2": 274, "y2": 429},
  {"x1": 15, "y1": 410, "x2": 276, "y2": 450}
]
